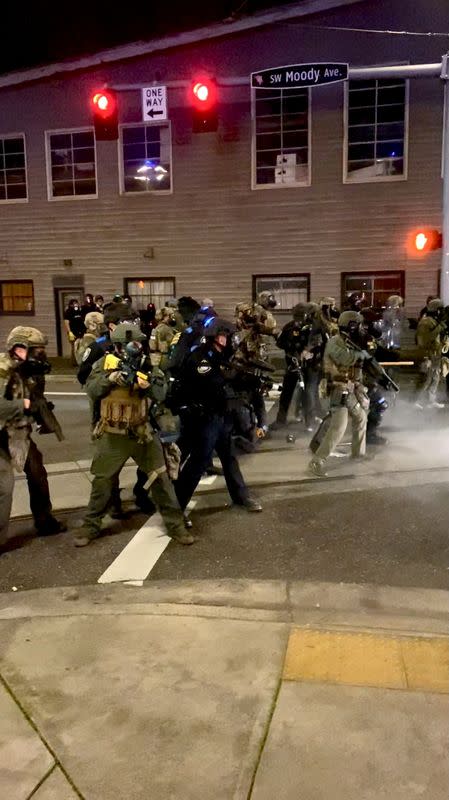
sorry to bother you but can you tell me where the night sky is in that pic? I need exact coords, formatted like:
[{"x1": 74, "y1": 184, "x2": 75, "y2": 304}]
[{"x1": 1, "y1": 0, "x2": 293, "y2": 75}]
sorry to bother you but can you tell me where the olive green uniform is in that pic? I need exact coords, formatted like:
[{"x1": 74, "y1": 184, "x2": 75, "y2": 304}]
[
  {"x1": 77, "y1": 356, "x2": 186, "y2": 543},
  {"x1": 312, "y1": 334, "x2": 368, "y2": 462}
]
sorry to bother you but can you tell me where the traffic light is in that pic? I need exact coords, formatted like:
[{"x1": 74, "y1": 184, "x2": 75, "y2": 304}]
[
  {"x1": 189, "y1": 77, "x2": 218, "y2": 132},
  {"x1": 409, "y1": 228, "x2": 442, "y2": 255},
  {"x1": 90, "y1": 89, "x2": 118, "y2": 141}
]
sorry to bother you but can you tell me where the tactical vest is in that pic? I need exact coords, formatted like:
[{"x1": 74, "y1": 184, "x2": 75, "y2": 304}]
[
  {"x1": 323, "y1": 337, "x2": 362, "y2": 386},
  {"x1": 97, "y1": 386, "x2": 151, "y2": 440}
]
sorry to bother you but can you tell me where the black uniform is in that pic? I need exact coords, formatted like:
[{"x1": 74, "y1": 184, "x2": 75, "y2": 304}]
[
  {"x1": 174, "y1": 343, "x2": 251, "y2": 511},
  {"x1": 77, "y1": 334, "x2": 113, "y2": 385}
]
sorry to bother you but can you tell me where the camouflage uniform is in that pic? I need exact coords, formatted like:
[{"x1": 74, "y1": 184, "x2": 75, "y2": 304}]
[
  {"x1": 74, "y1": 311, "x2": 105, "y2": 365},
  {"x1": 149, "y1": 312, "x2": 176, "y2": 371},
  {"x1": 0, "y1": 327, "x2": 65, "y2": 547},
  {"x1": 416, "y1": 300, "x2": 447, "y2": 406},
  {"x1": 309, "y1": 317, "x2": 368, "y2": 475}
]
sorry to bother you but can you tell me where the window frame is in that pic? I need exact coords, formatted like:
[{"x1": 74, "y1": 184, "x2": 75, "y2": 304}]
[
  {"x1": 118, "y1": 121, "x2": 173, "y2": 196},
  {"x1": 252, "y1": 273, "x2": 310, "y2": 311},
  {"x1": 45, "y1": 127, "x2": 98, "y2": 201},
  {"x1": 343, "y1": 76, "x2": 409, "y2": 184},
  {"x1": 0, "y1": 132, "x2": 28, "y2": 204},
  {"x1": 123, "y1": 277, "x2": 176, "y2": 310},
  {"x1": 251, "y1": 87, "x2": 312, "y2": 191},
  {"x1": 341, "y1": 270, "x2": 405, "y2": 309},
  {"x1": 0, "y1": 279, "x2": 35, "y2": 315}
]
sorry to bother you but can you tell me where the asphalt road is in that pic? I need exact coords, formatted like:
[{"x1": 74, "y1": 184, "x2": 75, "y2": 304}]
[
  {"x1": 1, "y1": 482, "x2": 448, "y2": 594},
  {"x1": 1, "y1": 375, "x2": 447, "y2": 595}
]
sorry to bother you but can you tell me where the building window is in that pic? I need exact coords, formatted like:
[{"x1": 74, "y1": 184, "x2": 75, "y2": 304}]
[
  {"x1": 253, "y1": 274, "x2": 310, "y2": 311},
  {"x1": 119, "y1": 124, "x2": 172, "y2": 193},
  {"x1": 342, "y1": 271, "x2": 405, "y2": 309},
  {"x1": 46, "y1": 129, "x2": 97, "y2": 199},
  {"x1": 0, "y1": 134, "x2": 27, "y2": 202},
  {"x1": 344, "y1": 78, "x2": 408, "y2": 183},
  {"x1": 252, "y1": 88, "x2": 310, "y2": 188},
  {"x1": 124, "y1": 278, "x2": 175, "y2": 312},
  {"x1": 0, "y1": 280, "x2": 35, "y2": 314}
]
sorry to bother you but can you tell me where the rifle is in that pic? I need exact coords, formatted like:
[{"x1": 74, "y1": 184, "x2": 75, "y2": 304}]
[
  {"x1": 228, "y1": 356, "x2": 275, "y2": 392},
  {"x1": 30, "y1": 395, "x2": 65, "y2": 441},
  {"x1": 344, "y1": 336, "x2": 400, "y2": 393},
  {"x1": 19, "y1": 370, "x2": 65, "y2": 441}
]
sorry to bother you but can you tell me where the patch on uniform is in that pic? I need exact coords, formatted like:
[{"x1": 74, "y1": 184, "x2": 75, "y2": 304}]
[
  {"x1": 197, "y1": 360, "x2": 212, "y2": 374},
  {"x1": 82, "y1": 347, "x2": 91, "y2": 362}
]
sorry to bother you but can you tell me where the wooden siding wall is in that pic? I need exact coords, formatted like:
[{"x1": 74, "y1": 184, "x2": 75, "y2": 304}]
[{"x1": 0, "y1": 0, "x2": 445, "y2": 353}]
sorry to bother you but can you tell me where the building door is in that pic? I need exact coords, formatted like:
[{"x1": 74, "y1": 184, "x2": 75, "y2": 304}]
[{"x1": 54, "y1": 287, "x2": 84, "y2": 356}]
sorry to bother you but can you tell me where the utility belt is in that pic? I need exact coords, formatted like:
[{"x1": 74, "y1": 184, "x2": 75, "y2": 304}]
[{"x1": 320, "y1": 378, "x2": 369, "y2": 411}]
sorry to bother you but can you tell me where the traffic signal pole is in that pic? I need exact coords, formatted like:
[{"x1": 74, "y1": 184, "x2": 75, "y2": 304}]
[
  {"x1": 111, "y1": 56, "x2": 449, "y2": 300},
  {"x1": 441, "y1": 55, "x2": 449, "y2": 304}
]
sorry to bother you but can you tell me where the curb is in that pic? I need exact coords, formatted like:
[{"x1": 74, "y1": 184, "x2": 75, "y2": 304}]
[{"x1": 1, "y1": 579, "x2": 447, "y2": 638}]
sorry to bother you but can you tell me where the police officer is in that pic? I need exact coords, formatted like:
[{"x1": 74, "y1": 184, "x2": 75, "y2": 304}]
[
  {"x1": 73, "y1": 323, "x2": 194, "y2": 547},
  {"x1": 0, "y1": 327, "x2": 67, "y2": 551},
  {"x1": 174, "y1": 318, "x2": 262, "y2": 512},
  {"x1": 308, "y1": 311, "x2": 370, "y2": 477},
  {"x1": 256, "y1": 291, "x2": 277, "y2": 337},
  {"x1": 415, "y1": 298, "x2": 447, "y2": 409},
  {"x1": 271, "y1": 302, "x2": 311, "y2": 429},
  {"x1": 149, "y1": 307, "x2": 177, "y2": 371},
  {"x1": 75, "y1": 311, "x2": 105, "y2": 365}
]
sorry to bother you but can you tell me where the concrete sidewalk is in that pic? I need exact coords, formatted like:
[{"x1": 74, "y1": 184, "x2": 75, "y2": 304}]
[{"x1": 0, "y1": 579, "x2": 448, "y2": 800}]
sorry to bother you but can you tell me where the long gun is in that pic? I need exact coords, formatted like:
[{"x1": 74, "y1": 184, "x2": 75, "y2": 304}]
[
  {"x1": 344, "y1": 337, "x2": 400, "y2": 393},
  {"x1": 31, "y1": 395, "x2": 65, "y2": 441}
]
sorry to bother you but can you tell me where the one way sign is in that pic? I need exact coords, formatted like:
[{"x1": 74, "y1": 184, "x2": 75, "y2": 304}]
[{"x1": 142, "y1": 86, "x2": 167, "y2": 122}]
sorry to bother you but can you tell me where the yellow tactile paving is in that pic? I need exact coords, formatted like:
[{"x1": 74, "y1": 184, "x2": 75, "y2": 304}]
[{"x1": 283, "y1": 629, "x2": 449, "y2": 694}]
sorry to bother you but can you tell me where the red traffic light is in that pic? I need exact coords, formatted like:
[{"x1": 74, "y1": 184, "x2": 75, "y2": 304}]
[
  {"x1": 190, "y1": 77, "x2": 217, "y2": 112},
  {"x1": 409, "y1": 228, "x2": 442, "y2": 255},
  {"x1": 91, "y1": 90, "x2": 117, "y2": 119},
  {"x1": 90, "y1": 89, "x2": 118, "y2": 140}
]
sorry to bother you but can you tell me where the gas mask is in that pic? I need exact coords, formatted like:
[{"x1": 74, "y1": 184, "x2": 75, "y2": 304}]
[{"x1": 18, "y1": 348, "x2": 52, "y2": 377}]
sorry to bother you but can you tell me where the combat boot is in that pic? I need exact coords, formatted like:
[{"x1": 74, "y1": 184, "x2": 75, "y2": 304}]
[
  {"x1": 308, "y1": 458, "x2": 328, "y2": 478},
  {"x1": 73, "y1": 527, "x2": 98, "y2": 547}
]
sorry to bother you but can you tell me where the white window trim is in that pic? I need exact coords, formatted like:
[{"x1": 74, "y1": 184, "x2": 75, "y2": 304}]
[
  {"x1": 45, "y1": 127, "x2": 98, "y2": 201},
  {"x1": 118, "y1": 121, "x2": 173, "y2": 196},
  {"x1": 251, "y1": 87, "x2": 311, "y2": 190},
  {"x1": 0, "y1": 132, "x2": 28, "y2": 204},
  {"x1": 343, "y1": 76, "x2": 409, "y2": 184}
]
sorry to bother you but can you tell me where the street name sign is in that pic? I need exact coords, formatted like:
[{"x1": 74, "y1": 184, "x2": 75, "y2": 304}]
[
  {"x1": 142, "y1": 86, "x2": 167, "y2": 121},
  {"x1": 251, "y1": 63, "x2": 349, "y2": 89}
]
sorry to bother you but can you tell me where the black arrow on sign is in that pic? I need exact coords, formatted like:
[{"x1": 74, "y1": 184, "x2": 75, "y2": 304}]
[{"x1": 147, "y1": 108, "x2": 164, "y2": 118}]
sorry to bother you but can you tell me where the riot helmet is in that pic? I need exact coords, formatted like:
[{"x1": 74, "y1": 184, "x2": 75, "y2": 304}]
[
  {"x1": 338, "y1": 310, "x2": 364, "y2": 341},
  {"x1": 110, "y1": 323, "x2": 147, "y2": 346},
  {"x1": 84, "y1": 311, "x2": 105, "y2": 336},
  {"x1": 386, "y1": 295, "x2": 404, "y2": 309},
  {"x1": 257, "y1": 291, "x2": 277, "y2": 310},
  {"x1": 427, "y1": 298, "x2": 444, "y2": 317},
  {"x1": 346, "y1": 292, "x2": 366, "y2": 311}
]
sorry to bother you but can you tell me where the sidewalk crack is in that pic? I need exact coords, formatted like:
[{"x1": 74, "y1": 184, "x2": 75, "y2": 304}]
[
  {"x1": 245, "y1": 631, "x2": 290, "y2": 799},
  {"x1": 0, "y1": 672, "x2": 86, "y2": 800},
  {"x1": 25, "y1": 763, "x2": 56, "y2": 800}
]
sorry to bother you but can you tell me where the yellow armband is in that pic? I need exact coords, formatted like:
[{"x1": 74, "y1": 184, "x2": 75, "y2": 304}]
[{"x1": 104, "y1": 353, "x2": 121, "y2": 370}]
